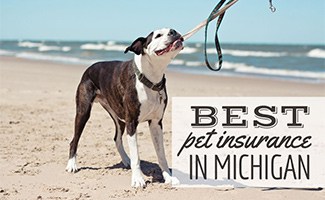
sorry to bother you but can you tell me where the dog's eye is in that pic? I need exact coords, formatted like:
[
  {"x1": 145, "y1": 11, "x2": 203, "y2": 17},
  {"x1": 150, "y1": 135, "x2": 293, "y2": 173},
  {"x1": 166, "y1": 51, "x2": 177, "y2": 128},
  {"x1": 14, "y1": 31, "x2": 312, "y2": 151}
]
[{"x1": 155, "y1": 34, "x2": 162, "y2": 39}]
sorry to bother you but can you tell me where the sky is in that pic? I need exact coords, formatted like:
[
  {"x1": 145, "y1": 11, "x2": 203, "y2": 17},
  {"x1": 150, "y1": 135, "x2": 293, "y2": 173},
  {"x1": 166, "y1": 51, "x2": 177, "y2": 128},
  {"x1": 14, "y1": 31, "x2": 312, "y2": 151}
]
[{"x1": 0, "y1": 0, "x2": 324, "y2": 44}]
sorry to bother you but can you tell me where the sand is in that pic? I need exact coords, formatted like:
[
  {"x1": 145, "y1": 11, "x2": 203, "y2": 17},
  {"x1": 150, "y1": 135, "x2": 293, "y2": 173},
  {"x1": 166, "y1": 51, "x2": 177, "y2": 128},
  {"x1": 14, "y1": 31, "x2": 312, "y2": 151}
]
[{"x1": 0, "y1": 56, "x2": 324, "y2": 200}]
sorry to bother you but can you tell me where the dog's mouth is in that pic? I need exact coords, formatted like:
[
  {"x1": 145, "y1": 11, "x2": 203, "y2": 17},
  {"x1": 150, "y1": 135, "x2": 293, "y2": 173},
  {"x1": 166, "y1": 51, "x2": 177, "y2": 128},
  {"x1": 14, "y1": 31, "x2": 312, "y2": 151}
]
[{"x1": 155, "y1": 37, "x2": 184, "y2": 56}]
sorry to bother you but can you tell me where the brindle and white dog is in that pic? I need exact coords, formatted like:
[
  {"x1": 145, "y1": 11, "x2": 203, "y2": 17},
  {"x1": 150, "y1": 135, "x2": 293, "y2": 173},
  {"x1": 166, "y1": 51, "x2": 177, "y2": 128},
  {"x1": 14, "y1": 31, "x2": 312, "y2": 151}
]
[{"x1": 66, "y1": 28, "x2": 183, "y2": 187}]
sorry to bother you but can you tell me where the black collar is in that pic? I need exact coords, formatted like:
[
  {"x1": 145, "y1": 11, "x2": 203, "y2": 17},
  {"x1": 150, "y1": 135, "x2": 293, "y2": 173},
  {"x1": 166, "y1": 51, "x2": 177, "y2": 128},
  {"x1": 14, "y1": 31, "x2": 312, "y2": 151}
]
[{"x1": 132, "y1": 61, "x2": 166, "y2": 92}]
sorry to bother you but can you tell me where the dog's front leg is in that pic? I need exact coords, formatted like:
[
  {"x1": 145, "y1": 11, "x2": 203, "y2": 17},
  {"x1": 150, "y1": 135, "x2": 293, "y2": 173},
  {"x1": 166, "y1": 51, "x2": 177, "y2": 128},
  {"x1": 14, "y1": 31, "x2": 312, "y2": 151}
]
[
  {"x1": 149, "y1": 120, "x2": 180, "y2": 185},
  {"x1": 127, "y1": 122, "x2": 146, "y2": 188}
]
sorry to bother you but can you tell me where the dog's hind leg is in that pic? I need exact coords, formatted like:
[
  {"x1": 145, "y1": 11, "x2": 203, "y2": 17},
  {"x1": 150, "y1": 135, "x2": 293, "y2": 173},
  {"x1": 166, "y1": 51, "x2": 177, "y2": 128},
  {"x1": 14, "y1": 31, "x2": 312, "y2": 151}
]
[
  {"x1": 66, "y1": 79, "x2": 96, "y2": 173},
  {"x1": 113, "y1": 118, "x2": 130, "y2": 167},
  {"x1": 97, "y1": 102, "x2": 131, "y2": 168}
]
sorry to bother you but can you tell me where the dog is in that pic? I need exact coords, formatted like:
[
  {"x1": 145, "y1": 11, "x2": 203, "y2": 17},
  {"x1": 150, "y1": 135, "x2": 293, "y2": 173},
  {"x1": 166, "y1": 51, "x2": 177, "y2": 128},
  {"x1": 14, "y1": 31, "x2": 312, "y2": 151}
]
[{"x1": 66, "y1": 28, "x2": 183, "y2": 187}]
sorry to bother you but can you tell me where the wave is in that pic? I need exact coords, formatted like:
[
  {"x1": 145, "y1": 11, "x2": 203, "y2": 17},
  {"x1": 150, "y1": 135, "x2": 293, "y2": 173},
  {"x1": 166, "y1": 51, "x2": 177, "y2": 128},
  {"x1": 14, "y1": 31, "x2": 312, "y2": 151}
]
[
  {"x1": 107, "y1": 41, "x2": 116, "y2": 45},
  {"x1": 80, "y1": 42, "x2": 127, "y2": 51},
  {"x1": 0, "y1": 49, "x2": 16, "y2": 56},
  {"x1": 104, "y1": 44, "x2": 127, "y2": 51},
  {"x1": 172, "y1": 60, "x2": 325, "y2": 79},
  {"x1": 38, "y1": 45, "x2": 71, "y2": 52},
  {"x1": 17, "y1": 41, "x2": 71, "y2": 52},
  {"x1": 207, "y1": 48, "x2": 287, "y2": 57},
  {"x1": 222, "y1": 61, "x2": 325, "y2": 79},
  {"x1": 18, "y1": 41, "x2": 43, "y2": 48},
  {"x1": 180, "y1": 47, "x2": 198, "y2": 54},
  {"x1": 80, "y1": 43, "x2": 106, "y2": 50},
  {"x1": 15, "y1": 52, "x2": 94, "y2": 65},
  {"x1": 185, "y1": 61, "x2": 203, "y2": 67},
  {"x1": 307, "y1": 48, "x2": 325, "y2": 59},
  {"x1": 171, "y1": 59, "x2": 185, "y2": 65},
  {"x1": 185, "y1": 47, "x2": 325, "y2": 59}
]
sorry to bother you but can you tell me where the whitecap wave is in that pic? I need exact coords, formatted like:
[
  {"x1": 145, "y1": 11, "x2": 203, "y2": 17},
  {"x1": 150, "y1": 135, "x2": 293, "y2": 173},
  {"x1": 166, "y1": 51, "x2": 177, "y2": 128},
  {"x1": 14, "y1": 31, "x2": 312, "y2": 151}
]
[
  {"x1": 80, "y1": 42, "x2": 127, "y2": 51},
  {"x1": 104, "y1": 44, "x2": 127, "y2": 51},
  {"x1": 223, "y1": 61, "x2": 325, "y2": 79},
  {"x1": 185, "y1": 61, "x2": 203, "y2": 67},
  {"x1": 18, "y1": 41, "x2": 71, "y2": 52},
  {"x1": 207, "y1": 48, "x2": 287, "y2": 57},
  {"x1": 171, "y1": 59, "x2": 185, "y2": 65},
  {"x1": 107, "y1": 41, "x2": 116, "y2": 45},
  {"x1": 206, "y1": 48, "x2": 217, "y2": 54},
  {"x1": 176, "y1": 60, "x2": 325, "y2": 79},
  {"x1": 15, "y1": 52, "x2": 94, "y2": 65},
  {"x1": 180, "y1": 47, "x2": 198, "y2": 54},
  {"x1": 80, "y1": 43, "x2": 106, "y2": 50},
  {"x1": 307, "y1": 48, "x2": 325, "y2": 59},
  {"x1": 18, "y1": 41, "x2": 43, "y2": 48},
  {"x1": 195, "y1": 43, "x2": 202, "y2": 48},
  {"x1": 224, "y1": 49, "x2": 287, "y2": 57},
  {"x1": 38, "y1": 45, "x2": 71, "y2": 52},
  {"x1": 0, "y1": 49, "x2": 16, "y2": 56}
]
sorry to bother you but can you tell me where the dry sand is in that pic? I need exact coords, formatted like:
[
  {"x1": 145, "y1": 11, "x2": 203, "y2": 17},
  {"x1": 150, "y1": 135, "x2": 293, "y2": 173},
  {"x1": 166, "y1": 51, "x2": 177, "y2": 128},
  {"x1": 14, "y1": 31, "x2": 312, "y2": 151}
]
[{"x1": 0, "y1": 56, "x2": 324, "y2": 200}]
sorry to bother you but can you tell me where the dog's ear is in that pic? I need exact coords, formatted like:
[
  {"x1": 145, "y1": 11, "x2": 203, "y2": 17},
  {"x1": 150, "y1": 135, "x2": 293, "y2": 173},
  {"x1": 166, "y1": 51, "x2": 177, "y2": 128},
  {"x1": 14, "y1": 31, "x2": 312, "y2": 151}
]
[{"x1": 124, "y1": 37, "x2": 147, "y2": 55}]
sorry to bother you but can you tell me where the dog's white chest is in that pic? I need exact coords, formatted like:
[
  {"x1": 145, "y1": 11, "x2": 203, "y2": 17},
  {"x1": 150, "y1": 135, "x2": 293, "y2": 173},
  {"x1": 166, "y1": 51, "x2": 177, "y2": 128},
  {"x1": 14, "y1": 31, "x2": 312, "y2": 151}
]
[{"x1": 136, "y1": 80, "x2": 166, "y2": 122}]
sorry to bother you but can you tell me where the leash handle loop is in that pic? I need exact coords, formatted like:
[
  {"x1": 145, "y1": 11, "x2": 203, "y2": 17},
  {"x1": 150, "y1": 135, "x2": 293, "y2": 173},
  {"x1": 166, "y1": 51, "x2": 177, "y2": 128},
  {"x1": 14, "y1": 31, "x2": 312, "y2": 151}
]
[{"x1": 204, "y1": 0, "x2": 229, "y2": 71}]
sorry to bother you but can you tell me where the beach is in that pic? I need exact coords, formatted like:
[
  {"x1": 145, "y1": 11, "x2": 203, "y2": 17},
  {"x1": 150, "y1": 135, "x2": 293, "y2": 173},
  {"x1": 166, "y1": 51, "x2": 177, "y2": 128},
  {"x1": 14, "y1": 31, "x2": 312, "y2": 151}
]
[{"x1": 0, "y1": 56, "x2": 324, "y2": 200}]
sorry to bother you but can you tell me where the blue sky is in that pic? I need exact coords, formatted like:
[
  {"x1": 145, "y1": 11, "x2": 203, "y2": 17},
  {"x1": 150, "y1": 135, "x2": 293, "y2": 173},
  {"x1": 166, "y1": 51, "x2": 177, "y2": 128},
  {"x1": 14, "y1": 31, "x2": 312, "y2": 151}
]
[{"x1": 0, "y1": 0, "x2": 324, "y2": 44}]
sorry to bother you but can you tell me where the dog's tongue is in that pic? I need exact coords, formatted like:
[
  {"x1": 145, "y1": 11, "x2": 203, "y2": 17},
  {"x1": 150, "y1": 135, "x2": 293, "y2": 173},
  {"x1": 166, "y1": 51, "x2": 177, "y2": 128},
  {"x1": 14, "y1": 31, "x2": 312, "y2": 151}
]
[
  {"x1": 155, "y1": 39, "x2": 183, "y2": 56},
  {"x1": 155, "y1": 43, "x2": 173, "y2": 56}
]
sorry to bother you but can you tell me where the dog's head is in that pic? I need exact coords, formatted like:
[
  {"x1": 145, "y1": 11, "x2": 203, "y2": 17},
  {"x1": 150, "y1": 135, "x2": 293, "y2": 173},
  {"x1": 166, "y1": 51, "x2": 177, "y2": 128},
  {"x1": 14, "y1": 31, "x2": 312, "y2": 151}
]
[{"x1": 124, "y1": 28, "x2": 183, "y2": 59}]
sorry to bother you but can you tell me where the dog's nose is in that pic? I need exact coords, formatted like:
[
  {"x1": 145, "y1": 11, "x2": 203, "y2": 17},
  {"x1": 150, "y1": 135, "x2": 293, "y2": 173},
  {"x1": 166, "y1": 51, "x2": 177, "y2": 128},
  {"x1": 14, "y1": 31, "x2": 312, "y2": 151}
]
[{"x1": 168, "y1": 29, "x2": 177, "y2": 36}]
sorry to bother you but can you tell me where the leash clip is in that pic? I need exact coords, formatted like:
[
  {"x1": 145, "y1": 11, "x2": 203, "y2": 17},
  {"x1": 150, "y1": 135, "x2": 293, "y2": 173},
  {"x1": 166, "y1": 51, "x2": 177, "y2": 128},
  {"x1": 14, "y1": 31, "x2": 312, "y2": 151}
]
[{"x1": 269, "y1": 0, "x2": 276, "y2": 12}]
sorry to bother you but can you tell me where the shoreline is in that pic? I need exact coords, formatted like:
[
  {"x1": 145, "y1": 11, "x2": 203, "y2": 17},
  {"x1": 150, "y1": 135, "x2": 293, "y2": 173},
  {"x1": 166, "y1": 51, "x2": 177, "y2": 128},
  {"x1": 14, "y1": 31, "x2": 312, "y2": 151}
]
[
  {"x1": 169, "y1": 66, "x2": 325, "y2": 85},
  {"x1": 1, "y1": 55, "x2": 325, "y2": 89},
  {"x1": 0, "y1": 56, "x2": 324, "y2": 199}
]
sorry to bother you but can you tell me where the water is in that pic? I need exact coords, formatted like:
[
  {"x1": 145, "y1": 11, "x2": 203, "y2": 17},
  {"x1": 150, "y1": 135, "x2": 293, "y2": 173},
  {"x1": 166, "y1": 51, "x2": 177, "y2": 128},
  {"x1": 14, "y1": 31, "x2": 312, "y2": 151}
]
[{"x1": 0, "y1": 40, "x2": 324, "y2": 83}]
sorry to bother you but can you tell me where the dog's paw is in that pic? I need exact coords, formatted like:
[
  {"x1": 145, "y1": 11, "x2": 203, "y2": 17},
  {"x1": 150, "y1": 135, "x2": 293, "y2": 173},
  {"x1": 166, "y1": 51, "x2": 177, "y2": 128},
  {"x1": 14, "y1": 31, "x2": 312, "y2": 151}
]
[
  {"x1": 162, "y1": 171, "x2": 180, "y2": 185},
  {"x1": 165, "y1": 176, "x2": 180, "y2": 185},
  {"x1": 66, "y1": 157, "x2": 78, "y2": 173},
  {"x1": 131, "y1": 172, "x2": 146, "y2": 188}
]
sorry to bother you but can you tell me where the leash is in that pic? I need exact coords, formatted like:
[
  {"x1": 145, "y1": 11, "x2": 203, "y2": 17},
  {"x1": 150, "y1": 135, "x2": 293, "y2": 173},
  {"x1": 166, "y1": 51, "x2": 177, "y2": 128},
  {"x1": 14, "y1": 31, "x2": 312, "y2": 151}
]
[
  {"x1": 182, "y1": 0, "x2": 238, "y2": 71},
  {"x1": 182, "y1": 0, "x2": 238, "y2": 41},
  {"x1": 203, "y1": 0, "x2": 232, "y2": 71},
  {"x1": 182, "y1": 0, "x2": 276, "y2": 71}
]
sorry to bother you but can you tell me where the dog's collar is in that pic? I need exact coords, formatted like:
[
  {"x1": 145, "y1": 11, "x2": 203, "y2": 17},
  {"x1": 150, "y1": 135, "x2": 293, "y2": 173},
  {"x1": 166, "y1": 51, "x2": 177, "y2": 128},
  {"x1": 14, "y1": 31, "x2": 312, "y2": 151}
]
[{"x1": 132, "y1": 61, "x2": 166, "y2": 92}]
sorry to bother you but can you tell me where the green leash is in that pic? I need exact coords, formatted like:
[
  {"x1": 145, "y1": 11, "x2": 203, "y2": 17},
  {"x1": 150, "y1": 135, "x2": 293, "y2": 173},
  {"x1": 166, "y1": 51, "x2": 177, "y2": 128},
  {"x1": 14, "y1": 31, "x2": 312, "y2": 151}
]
[{"x1": 204, "y1": 0, "x2": 236, "y2": 71}]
